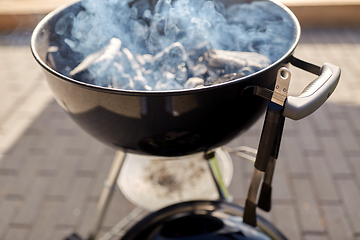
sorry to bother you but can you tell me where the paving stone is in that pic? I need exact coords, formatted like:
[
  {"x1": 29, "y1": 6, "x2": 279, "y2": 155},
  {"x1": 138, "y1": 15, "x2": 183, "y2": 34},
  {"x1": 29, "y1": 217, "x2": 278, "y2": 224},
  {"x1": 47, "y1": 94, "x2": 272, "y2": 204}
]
[
  {"x1": 78, "y1": 201, "x2": 98, "y2": 238},
  {"x1": 303, "y1": 234, "x2": 329, "y2": 240},
  {"x1": 3, "y1": 228, "x2": 30, "y2": 240},
  {"x1": 0, "y1": 133, "x2": 39, "y2": 170},
  {"x1": 257, "y1": 208, "x2": 274, "y2": 225},
  {"x1": 0, "y1": 174, "x2": 18, "y2": 199},
  {"x1": 246, "y1": 117, "x2": 264, "y2": 136},
  {"x1": 271, "y1": 159, "x2": 293, "y2": 202},
  {"x1": 323, "y1": 102, "x2": 346, "y2": 118},
  {"x1": 310, "y1": 103, "x2": 335, "y2": 135},
  {"x1": 321, "y1": 136, "x2": 352, "y2": 175},
  {"x1": 283, "y1": 118, "x2": 298, "y2": 136},
  {"x1": 228, "y1": 152, "x2": 251, "y2": 200},
  {"x1": 57, "y1": 176, "x2": 93, "y2": 227},
  {"x1": 281, "y1": 136, "x2": 308, "y2": 176},
  {"x1": 322, "y1": 205, "x2": 353, "y2": 240},
  {"x1": 297, "y1": 116, "x2": 322, "y2": 153},
  {"x1": 272, "y1": 204, "x2": 301, "y2": 240},
  {"x1": 64, "y1": 129, "x2": 90, "y2": 157},
  {"x1": 0, "y1": 87, "x2": 52, "y2": 156},
  {"x1": 6, "y1": 155, "x2": 41, "y2": 197},
  {"x1": 340, "y1": 65, "x2": 359, "y2": 88},
  {"x1": 35, "y1": 155, "x2": 60, "y2": 176},
  {"x1": 90, "y1": 153, "x2": 116, "y2": 200},
  {"x1": 292, "y1": 178, "x2": 326, "y2": 233},
  {"x1": 47, "y1": 155, "x2": 79, "y2": 199},
  {"x1": 336, "y1": 179, "x2": 360, "y2": 233},
  {"x1": 242, "y1": 130, "x2": 262, "y2": 149},
  {"x1": 102, "y1": 188, "x2": 135, "y2": 228},
  {"x1": 51, "y1": 228, "x2": 75, "y2": 240},
  {"x1": 0, "y1": 199, "x2": 20, "y2": 238},
  {"x1": 14, "y1": 83, "x2": 53, "y2": 117},
  {"x1": 0, "y1": 73, "x2": 41, "y2": 119},
  {"x1": 29, "y1": 118, "x2": 64, "y2": 152},
  {"x1": 12, "y1": 176, "x2": 51, "y2": 226},
  {"x1": 27, "y1": 201, "x2": 64, "y2": 240},
  {"x1": 34, "y1": 118, "x2": 74, "y2": 157},
  {"x1": 307, "y1": 156, "x2": 340, "y2": 202},
  {"x1": 332, "y1": 117, "x2": 360, "y2": 152},
  {"x1": 75, "y1": 140, "x2": 111, "y2": 173},
  {"x1": 347, "y1": 155, "x2": 360, "y2": 188}
]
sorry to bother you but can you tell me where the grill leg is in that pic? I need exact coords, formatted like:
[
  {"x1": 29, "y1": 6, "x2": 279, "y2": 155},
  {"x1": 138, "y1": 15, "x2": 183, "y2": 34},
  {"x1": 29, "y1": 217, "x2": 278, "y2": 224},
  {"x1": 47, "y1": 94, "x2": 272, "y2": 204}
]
[
  {"x1": 205, "y1": 151, "x2": 230, "y2": 201},
  {"x1": 88, "y1": 150, "x2": 127, "y2": 240}
]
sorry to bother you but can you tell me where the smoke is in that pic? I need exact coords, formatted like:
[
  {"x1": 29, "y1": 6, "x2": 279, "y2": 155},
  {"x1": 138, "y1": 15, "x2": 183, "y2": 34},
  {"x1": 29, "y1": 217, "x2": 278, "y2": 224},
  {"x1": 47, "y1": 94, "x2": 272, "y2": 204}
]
[{"x1": 51, "y1": 0, "x2": 296, "y2": 90}]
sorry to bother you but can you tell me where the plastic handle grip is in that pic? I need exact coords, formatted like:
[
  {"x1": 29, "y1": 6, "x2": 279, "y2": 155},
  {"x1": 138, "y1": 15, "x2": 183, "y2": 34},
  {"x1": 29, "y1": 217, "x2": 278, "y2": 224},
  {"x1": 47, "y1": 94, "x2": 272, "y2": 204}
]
[{"x1": 283, "y1": 63, "x2": 340, "y2": 120}]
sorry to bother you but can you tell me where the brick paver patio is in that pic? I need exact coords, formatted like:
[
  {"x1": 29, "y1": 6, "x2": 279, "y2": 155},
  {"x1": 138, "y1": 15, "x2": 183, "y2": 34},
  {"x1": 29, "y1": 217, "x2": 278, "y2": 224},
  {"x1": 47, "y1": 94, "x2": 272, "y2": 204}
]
[{"x1": 0, "y1": 25, "x2": 360, "y2": 240}]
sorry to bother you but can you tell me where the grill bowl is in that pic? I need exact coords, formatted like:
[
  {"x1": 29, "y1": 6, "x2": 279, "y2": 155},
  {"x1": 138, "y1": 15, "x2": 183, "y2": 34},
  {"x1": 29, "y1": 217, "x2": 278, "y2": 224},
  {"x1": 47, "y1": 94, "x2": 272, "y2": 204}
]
[{"x1": 31, "y1": 0, "x2": 300, "y2": 156}]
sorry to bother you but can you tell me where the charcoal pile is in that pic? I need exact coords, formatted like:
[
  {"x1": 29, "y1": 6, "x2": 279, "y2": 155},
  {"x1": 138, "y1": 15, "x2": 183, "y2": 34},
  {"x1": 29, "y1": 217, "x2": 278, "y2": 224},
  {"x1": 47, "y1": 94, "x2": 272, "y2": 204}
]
[{"x1": 48, "y1": 0, "x2": 295, "y2": 91}]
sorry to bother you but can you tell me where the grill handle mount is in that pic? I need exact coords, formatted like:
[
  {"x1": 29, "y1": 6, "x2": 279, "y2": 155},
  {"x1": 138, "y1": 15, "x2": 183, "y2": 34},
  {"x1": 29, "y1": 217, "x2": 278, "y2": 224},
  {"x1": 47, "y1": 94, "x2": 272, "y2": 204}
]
[{"x1": 284, "y1": 58, "x2": 341, "y2": 120}]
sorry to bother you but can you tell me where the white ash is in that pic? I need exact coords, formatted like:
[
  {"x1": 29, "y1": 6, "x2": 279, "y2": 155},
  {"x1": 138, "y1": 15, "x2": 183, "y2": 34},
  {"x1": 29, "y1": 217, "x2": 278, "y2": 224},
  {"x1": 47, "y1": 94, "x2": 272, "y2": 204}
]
[
  {"x1": 204, "y1": 49, "x2": 271, "y2": 72},
  {"x1": 49, "y1": 0, "x2": 296, "y2": 91},
  {"x1": 184, "y1": 77, "x2": 205, "y2": 89},
  {"x1": 68, "y1": 38, "x2": 271, "y2": 90},
  {"x1": 70, "y1": 38, "x2": 122, "y2": 76}
]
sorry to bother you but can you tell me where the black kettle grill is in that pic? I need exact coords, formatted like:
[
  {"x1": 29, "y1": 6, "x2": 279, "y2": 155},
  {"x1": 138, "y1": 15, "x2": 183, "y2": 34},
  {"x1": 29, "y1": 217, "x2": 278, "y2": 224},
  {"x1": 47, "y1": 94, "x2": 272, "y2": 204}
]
[{"x1": 30, "y1": 0, "x2": 340, "y2": 239}]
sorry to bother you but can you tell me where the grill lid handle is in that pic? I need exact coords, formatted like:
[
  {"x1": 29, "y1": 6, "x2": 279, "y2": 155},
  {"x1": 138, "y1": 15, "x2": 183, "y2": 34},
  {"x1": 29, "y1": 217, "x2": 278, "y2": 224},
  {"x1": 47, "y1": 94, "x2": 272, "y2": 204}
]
[{"x1": 283, "y1": 61, "x2": 340, "y2": 120}]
